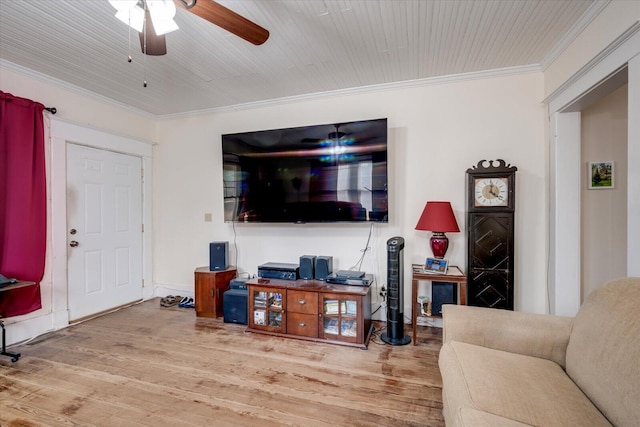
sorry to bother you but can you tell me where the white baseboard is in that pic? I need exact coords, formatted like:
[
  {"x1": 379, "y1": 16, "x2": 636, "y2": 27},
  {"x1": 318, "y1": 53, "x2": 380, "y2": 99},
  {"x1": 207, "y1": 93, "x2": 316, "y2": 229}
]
[
  {"x1": 2, "y1": 314, "x2": 55, "y2": 347},
  {"x1": 153, "y1": 283, "x2": 194, "y2": 299}
]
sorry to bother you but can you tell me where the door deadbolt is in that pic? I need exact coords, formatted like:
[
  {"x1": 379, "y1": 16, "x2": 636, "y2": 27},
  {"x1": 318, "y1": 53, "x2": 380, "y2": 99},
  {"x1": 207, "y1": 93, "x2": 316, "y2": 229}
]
[
  {"x1": 69, "y1": 240, "x2": 79, "y2": 247},
  {"x1": 70, "y1": 229, "x2": 77, "y2": 235}
]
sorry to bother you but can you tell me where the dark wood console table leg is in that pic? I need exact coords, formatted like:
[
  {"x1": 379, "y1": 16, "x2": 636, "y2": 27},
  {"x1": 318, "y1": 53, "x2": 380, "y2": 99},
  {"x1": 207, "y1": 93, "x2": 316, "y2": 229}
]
[
  {"x1": 0, "y1": 320, "x2": 21, "y2": 362},
  {"x1": 412, "y1": 278, "x2": 418, "y2": 345}
]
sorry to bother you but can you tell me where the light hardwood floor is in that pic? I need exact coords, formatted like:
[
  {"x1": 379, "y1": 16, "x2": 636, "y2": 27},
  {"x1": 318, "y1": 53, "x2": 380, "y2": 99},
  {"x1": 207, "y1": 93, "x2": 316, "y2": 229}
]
[{"x1": 1, "y1": 299, "x2": 444, "y2": 427}]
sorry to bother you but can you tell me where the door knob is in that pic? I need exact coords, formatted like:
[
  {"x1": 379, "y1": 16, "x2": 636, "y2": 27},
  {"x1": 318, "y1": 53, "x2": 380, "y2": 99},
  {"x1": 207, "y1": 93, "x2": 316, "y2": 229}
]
[{"x1": 69, "y1": 241, "x2": 79, "y2": 247}]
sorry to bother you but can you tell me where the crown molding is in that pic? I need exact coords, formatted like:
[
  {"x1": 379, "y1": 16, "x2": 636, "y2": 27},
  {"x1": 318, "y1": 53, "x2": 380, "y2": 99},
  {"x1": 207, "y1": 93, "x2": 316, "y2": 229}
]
[
  {"x1": 158, "y1": 64, "x2": 541, "y2": 120},
  {"x1": 543, "y1": 20, "x2": 640, "y2": 106},
  {"x1": 0, "y1": 59, "x2": 156, "y2": 120},
  {"x1": 540, "y1": 0, "x2": 611, "y2": 71}
]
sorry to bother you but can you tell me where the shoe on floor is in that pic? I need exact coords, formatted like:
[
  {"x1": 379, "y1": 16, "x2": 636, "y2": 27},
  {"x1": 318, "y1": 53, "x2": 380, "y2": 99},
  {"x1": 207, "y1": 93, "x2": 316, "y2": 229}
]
[
  {"x1": 160, "y1": 295, "x2": 182, "y2": 307},
  {"x1": 179, "y1": 297, "x2": 195, "y2": 308}
]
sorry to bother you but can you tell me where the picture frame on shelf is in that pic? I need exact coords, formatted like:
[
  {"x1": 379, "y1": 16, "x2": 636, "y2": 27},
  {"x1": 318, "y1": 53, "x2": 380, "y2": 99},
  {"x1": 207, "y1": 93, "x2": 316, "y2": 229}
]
[
  {"x1": 425, "y1": 257, "x2": 448, "y2": 274},
  {"x1": 588, "y1": 161, "x2": 614, "y2": 189}
]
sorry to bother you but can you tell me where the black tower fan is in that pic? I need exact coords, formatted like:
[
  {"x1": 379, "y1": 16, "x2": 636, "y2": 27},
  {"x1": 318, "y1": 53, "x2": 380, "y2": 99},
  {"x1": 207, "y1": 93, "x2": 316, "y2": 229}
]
[{"x1": 381, "y1": 236, "x2": 411, "y2": 345}]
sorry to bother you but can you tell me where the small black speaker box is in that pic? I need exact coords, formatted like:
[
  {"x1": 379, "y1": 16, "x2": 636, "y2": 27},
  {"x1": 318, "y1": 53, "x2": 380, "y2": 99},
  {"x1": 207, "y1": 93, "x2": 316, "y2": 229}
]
[
  {"x1": 223, "y1": 289, "x2": 248, "y2": 325},
  {"x1": 209, "y1": 241, "x2": 229, "y2": 271},
  {"x1": 299, "y1": 255, "x2": 316, "y2": 279},
  {"x1": 314, "y1": 256, "x2": 333, "y2": 280},
  {"x1": 432, "y1": 282, "x2": 457, "y2": 316}
]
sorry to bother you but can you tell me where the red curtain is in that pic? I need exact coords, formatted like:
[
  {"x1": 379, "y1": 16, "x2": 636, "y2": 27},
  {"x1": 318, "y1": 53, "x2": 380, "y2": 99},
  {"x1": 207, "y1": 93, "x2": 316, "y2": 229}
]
[{"x1": 0, "y1": 91, "x2": 46, "y2": 317}]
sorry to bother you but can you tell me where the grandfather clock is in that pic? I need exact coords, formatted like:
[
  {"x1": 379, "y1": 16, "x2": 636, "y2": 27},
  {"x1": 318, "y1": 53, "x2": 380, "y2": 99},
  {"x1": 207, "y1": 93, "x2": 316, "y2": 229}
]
[{"x1": 466, "y1": 159, "x2": 517, "y2": 310}]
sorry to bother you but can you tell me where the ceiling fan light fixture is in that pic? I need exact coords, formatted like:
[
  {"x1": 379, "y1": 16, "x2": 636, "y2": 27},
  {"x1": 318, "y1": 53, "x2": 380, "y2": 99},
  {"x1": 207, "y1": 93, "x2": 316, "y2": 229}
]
[
  {"x1": 114, "y1": 6, "x2": 145, "y2": 32},
  {"x1": 147, "y1": 0, "x2": 179, "y2": 35},
  {"x1": 149, "y1": 17, "x2": 179, "y2": 35},
  {"x1": 150, "y1": 17, "x2": 179, "y2": 35},
  {"x1": 108, "y1": 0, "x2": 138, "y2": 12},
  {"x1": 110, "y1": 0, "x2": 178, "y2": 36},
  {"x1": 110, "y1": 0, "x2": 145, "y2": 32}
]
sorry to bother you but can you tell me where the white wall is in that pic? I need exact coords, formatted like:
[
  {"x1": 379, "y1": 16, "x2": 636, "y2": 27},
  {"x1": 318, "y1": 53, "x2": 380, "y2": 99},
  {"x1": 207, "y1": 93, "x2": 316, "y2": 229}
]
[
  {"x1": 0, "y1": 63, "x2": 156, "y2": 344},
  {"x1": 581, "y1": 85, "x2": 628, "y2": 300},
  {"x1": 628, "y1": 55, "x2": 640, "y2": 278},
  {"x1": 0, "y1": 64, "x2": 157, "y2": 142},
  {"x1": 154, "y1": 72, "x2": 547, "y2": 317}
]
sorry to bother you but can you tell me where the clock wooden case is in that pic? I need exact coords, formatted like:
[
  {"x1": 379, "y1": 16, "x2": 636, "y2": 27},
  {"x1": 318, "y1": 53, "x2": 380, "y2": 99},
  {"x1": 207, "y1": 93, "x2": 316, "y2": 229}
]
[{"x1": 466, "y1": 159, "x2": 517, "y2": 310}]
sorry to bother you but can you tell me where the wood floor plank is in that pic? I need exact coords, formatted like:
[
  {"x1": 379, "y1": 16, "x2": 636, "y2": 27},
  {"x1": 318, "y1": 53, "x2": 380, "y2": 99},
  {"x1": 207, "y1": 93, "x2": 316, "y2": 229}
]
[{"x1": 1, "y1": 299, "x2": 444, "y2": 426}]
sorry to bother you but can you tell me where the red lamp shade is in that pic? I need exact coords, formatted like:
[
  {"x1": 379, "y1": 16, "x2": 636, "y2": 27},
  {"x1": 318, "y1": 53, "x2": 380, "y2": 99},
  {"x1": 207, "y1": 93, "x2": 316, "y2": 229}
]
[{"x1": 415, "y1": 201, "x2": 460, "y2": 258}]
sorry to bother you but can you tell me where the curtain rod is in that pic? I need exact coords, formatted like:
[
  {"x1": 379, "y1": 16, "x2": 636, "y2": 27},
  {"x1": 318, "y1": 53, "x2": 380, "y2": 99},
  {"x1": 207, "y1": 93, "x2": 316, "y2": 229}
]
[{"x1": 44, "y1": 107, "x2": 57, "y2": 114}]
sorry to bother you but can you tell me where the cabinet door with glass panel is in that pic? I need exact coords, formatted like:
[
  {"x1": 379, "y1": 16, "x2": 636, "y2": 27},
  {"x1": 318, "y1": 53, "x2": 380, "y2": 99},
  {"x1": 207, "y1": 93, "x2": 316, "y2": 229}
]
[
  {"x1": 319, "y1": 293, "x2": 361, "y2": 344},
  {"x1": 249, "y1": 286, "x2": 285, "y2": 333}
]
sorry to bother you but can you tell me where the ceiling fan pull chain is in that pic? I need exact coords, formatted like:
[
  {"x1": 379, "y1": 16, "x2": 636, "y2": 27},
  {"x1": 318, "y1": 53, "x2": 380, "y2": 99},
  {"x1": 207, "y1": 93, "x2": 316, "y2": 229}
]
[
  {"x1": 143, "y1": 1, "x2": 147, "y2": 87},
  {"x1": 127, "y1": 10, "x2": 132, "y2": 63},
  {"x1": 143, "y1": 42, "x2": 147, "y2": 87}
]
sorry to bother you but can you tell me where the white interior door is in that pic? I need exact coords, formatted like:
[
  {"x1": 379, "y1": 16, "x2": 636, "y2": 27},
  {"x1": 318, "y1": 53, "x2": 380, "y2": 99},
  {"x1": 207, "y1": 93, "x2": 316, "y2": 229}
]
[{"x1": 67, "y1": 143, "x2": 143, "y2": 322}]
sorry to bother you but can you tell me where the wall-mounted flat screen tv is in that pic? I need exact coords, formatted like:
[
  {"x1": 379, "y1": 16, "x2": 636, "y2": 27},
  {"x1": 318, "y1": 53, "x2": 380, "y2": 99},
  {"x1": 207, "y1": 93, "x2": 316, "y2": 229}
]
[{"x1": 222, "y1": 118, "x2": 388, "y2": 223}]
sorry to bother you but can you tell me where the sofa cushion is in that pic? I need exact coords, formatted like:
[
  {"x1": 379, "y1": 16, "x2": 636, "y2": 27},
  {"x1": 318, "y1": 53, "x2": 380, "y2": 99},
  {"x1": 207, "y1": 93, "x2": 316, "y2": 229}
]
[
  {"x1": 442, "y1": 304, "x2": 573, "y2": 368},
  {"x1": 458, "y1": 408, "x2": 532, "y2": 426},
  {"x1": 566, "y1": 278, "x2": 640, "y2": 427},
  {"x1": 440, "y1": 341, "x2": 611, "y2": 427}
]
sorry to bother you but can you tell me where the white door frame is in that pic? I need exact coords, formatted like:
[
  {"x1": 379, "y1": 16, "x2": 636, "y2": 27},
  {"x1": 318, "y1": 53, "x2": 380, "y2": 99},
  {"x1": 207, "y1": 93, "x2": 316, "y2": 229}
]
[
  {"x1": 546, "y1": 24, "x2": 640, "y2": 316},
  {"x1": 50, "y1": 118, "x2": 154, "y2": 329}
]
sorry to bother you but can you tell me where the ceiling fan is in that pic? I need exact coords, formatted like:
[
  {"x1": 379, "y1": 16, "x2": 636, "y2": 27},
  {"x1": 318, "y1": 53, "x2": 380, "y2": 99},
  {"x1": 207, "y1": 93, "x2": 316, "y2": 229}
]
[
  {"x1": 301, "y1": 124, "x2": 348, "y2": 144},
  {"x1": 109, "y1": 0, "x2": 269, "y2": 56}
]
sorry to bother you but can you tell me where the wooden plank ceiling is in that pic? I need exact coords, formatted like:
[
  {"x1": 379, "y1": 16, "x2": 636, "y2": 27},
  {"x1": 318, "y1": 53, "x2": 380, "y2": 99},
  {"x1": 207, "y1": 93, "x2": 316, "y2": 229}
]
[{"x1": 0, "y1": 0, "x2": 597, "y2": 116}]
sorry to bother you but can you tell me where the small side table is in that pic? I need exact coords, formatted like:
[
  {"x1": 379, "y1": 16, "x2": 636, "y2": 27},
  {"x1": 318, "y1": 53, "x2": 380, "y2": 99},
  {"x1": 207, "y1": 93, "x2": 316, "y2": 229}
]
[
  {"x1": 194, "y1": 266, "x2": 237, "y2": 318},
  {"x1": 0, "y1": 281, "x2": 36, "y2": 362},
  {"x1": 411, "y1": 265, "x2": 466, "y2": 346}
]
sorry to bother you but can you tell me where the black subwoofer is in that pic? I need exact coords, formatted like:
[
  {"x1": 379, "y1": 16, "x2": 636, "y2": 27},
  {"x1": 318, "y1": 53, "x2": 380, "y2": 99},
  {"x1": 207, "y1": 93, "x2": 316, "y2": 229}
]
[
  {"x1": 432, "y1": 282, "x2": 457, "y2": 316},
  {"x1": 223, "y1": 288, "x2": 248, "y2": 325}
]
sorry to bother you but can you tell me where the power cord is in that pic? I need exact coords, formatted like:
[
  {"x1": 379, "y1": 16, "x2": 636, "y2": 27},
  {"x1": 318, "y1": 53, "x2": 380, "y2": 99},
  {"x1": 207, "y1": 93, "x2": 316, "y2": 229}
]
[
  {"x1": 349, "y1": 223, "x2": 374, "y2": 271},
  {"x1": 232, "y1": 219, "x2": 239, "y2": 273},
  {"x1": 369, "y1": 323, "x2": 388, "y2": 345}
]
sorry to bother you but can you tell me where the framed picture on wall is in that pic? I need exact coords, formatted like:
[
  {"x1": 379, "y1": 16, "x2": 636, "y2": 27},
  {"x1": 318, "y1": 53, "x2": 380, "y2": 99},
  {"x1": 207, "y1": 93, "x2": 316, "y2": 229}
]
[{"x1": 588, "y1": 161, "x2": 614, "y2": 189}]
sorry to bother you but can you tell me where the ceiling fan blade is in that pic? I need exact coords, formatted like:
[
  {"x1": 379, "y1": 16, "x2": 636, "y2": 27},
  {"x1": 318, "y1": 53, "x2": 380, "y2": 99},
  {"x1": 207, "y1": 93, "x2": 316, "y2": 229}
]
[
  {"x1": 175, "y1": 0, "x2": 269, "y2": 45},
  {"x1": 139, "y1": 7, "x2": 167, "y2": 55}
]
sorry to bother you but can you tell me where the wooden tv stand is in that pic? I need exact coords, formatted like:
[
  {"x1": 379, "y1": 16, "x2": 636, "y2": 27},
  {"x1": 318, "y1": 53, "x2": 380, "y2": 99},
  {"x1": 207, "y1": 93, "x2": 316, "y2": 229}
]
[{"x1": 246, "y1": 277, "x2": 373, "y2": 349}]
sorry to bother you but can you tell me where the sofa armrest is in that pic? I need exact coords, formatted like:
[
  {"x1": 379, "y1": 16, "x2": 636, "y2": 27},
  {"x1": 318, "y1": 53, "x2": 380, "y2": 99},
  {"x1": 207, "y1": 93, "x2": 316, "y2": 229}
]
[{"x1": 442, "y1": 305, "x2": 574, "y2": 368}]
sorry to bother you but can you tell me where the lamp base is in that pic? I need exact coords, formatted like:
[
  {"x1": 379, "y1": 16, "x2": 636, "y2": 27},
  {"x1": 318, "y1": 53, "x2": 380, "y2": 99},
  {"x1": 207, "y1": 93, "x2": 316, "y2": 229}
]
[{"x1": 430, "y1": 232, "x2": 449, "y2": 258}]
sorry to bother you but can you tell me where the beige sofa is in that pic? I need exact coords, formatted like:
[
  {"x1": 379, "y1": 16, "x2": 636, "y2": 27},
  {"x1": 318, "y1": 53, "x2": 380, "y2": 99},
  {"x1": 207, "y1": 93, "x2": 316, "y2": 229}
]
[{"x1": 439, "y1": 277, "x2": 640, "y2": 426}]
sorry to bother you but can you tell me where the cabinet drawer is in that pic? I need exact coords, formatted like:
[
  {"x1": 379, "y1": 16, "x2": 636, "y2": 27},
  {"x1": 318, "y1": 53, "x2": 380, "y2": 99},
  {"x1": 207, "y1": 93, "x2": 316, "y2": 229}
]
[
  {"x1": 287, "y1": 313, "x2": 318, "y2": 338},
  {"x1": 287, "y1": 291, "x2": 318, "y2": 314}
]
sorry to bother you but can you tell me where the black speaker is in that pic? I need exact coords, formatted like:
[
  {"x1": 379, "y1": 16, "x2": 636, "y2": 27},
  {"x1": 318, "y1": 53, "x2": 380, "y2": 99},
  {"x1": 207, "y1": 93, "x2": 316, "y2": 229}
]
[
  {"x1": 432, "y1": 282, "x2": 457, "y2": 316},
  {"x1": 381, "y1": 236, "x2": 411, "y2": 346},
  {"x1": 314, "y1": 256, "x2": 333, "y2": 280},
  {"x1": 209, "y1": 241, "x2": 229, "y2": 271},
  {"x1": 299, "y1": 255, "x2": 316, "y2": 279},
  {"x1": 223, "y1": 289, "x2": 248, "y2": 324}
]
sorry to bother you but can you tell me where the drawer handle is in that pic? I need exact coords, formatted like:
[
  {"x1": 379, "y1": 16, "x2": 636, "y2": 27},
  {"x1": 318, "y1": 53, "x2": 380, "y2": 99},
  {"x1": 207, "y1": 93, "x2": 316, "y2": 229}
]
[
  {"x1": 298, "y1": 322, "x2": 306, "y2": 327},
  {"x1": 298, "y1": 299, "x2": 306, "y2": 305}
]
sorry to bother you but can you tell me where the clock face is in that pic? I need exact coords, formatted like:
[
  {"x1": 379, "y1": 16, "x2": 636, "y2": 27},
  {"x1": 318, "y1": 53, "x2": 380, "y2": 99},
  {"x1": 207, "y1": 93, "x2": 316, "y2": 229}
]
[{"x1": 474, "y1": 177, "x2": 509, "y2": 207}]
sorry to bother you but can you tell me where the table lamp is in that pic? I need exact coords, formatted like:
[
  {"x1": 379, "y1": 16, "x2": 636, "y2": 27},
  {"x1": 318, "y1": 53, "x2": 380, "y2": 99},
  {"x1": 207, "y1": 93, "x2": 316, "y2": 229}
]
[{"x1": 415, "y1": 201, "x2": 460, "y2": 258}]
